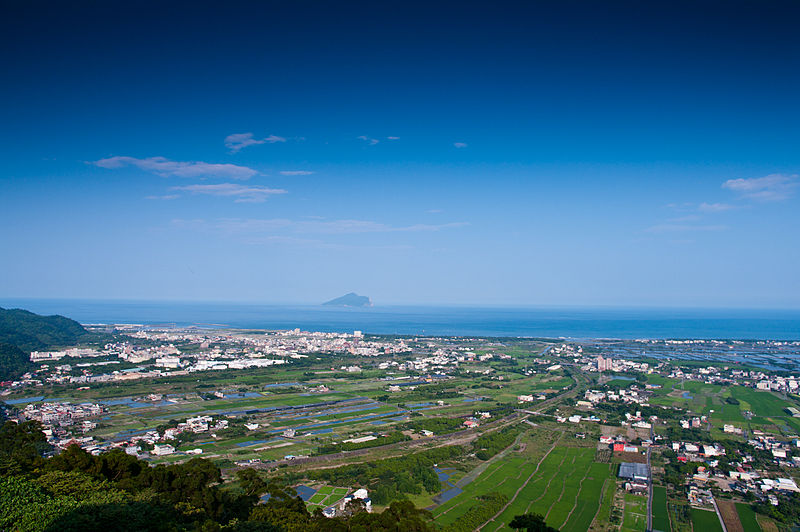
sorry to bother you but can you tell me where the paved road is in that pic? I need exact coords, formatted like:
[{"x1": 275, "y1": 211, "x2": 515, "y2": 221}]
[{"x1": 711, "y1": 495, "x2": 729, "y2": 532}]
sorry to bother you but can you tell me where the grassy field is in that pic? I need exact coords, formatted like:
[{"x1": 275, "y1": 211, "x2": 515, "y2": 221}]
[
  {"x1": 652, "y1": 486, "x2": 670, "y2": 532},
  {"x1": 730, "y1": 387, "x2": 794, "y2": 418},
  {"x1": 304, "y1": 486, "x2": 349, "y2": 512},
  {"x1": 589, "y1": 478, "x2": 616, "y2": 531},
  {"x1": 691, "y1": 508, "x2": 724, "y2": 532},
  {"x1": 621, "y1": 493, "x2": 647, "y2": 532},
  {"x1": 439, "y1": 442, "x2": 615, "y2": 532},
  {"x1": 735, "y1": 503, "x2": 762, "y2": 532}
]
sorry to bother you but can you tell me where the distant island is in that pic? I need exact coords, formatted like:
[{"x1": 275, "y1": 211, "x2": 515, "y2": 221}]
[{"x1": 322, "y1": 292, "x2": 373, "y2": 307}]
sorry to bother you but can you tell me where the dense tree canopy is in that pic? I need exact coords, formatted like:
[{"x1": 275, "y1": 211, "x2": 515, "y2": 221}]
[
  {"x1": 0, "y1": 342, "x2": 34, "y2": 381},
  {"x1": 0, "y1": 307, "x2": 90, "y2": 352},
  {"x1": 0, "y1": 420, "x2": 436, "y2": 531}
]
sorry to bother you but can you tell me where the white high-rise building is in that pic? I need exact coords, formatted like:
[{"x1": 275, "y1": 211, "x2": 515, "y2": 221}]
[{"x1": 597, "y1": 355, "x2": 613, "y2": 372}]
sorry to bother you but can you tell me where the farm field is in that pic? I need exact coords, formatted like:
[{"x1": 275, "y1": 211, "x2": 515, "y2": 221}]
[
  {"x1": 305, "y1": 486, "x2": 350, "y2": 512},
  {"x1": 735, "y1": 503, "x2": 762, "y2": 532},
  {"x1": 729, "y1": 387, "x2": 792, "y2": 418},
  {"x1": 651, "y1": 486, "x2": 670, "y2": 532},
  {"x1": 439, "y1": 440, "x2": 615, "y2": 532},
  {"x1": 717, "y1": 499, "x2": 745, "y2": 532},
  {"x1": 621, "y1": 493, "x2": 647, "y2": 532},
  {"x1": 588, "y1": 477, "x2": 616, "y2": 531},
  {"x1": 691, "y1": 508, "x2": 724, "y2": 532}
]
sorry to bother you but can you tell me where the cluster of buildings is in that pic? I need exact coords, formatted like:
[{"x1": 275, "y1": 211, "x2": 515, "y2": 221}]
[
  {"x1": 618, "y1": 462, "x2": 650, "y2": 493},
  {"x1": 320, "y1": 488, "x2": 372, "y2": 518},
  {"x1": 671, "y1": 441, "x2": 726, "y2": 462},
  {"x1": 19, "y1": 401, "x2": 107, "y2": 452},
  {"x1": 580, "y1": 387, "x2": 651, "y2": 407},
  {"x1": 517, "y1": 393, "x2": 547, "y2": 403},
  {"x1": 589, "y1": 357, "x2": 651, "y2": 374},
  {"x1": 600, "y1": 435, "x2": 641, "y2": 454},
  {"x1": 30, "y1": 348, "x2": 105, "y2": 362},
  {"x1": 375, "y1": 349, "x2": 494, "y2": 374},
  {"x1": 17, "y1": 397, "x2": 235, "y2": 458},
  {"x1": 6, "y1": 327, "x2": 463, "y2": 393},
  {"x1": 663, "y1": 365, "x2": 800, "y2": 394},
  {"x1": 678, "y1": 416, "x2": 707, "y2": 430},
  {"x1": 22, "y1": 401, "x2": 104, "y2": 427},
  {"x1": 557, "y1": 413, "x2": 600, "y2": 424}
]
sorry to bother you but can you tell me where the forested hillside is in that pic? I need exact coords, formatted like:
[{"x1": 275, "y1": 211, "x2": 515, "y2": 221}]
[
  {"x1": 0, "y1": 308, "x2": 89, "y2": 352},
  {"x1": 0, "y1": 343, "x2": 33, "y2": 382},
  {"x1": 0, "y1": 421, "x2": 435, "y2": 531}
]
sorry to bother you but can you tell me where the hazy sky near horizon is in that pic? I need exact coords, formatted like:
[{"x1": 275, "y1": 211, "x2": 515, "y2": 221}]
[{"x1": 1, "y1": 1, "x2": 799, "y2": 308}]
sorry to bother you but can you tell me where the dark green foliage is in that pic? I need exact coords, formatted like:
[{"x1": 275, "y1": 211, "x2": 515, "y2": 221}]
[
  {"x1": 0, "y1": 423, "x2": 436, "y2": 531},
  {"x1": 307, "y1": 446, "x2": 463, "y2": 505},
  {"x1": 313, "y1": 432, "x2": 411, "y2": 455},
  {"x1": 404, "y1": 417, "x2": 465, "y2": 435},
  {"x1": 248, "y1": 498, "x2": 433, "y2": 532},
  {"x1": 0, "y1": 341, "x2": 33, "y2": 381},
  {"x1": 383, "y1": 383, "x2": 461, "y2": 403},
  {"x1": 0, "y1": 420, "x2": 49, "y2": 475},
  {"x1": 0, "y1": 474, "x2": 182, "y2": 532},
  {"x1": 755, "y1": 492, "x2": 800, "y2": 523},
  {"x1": 440, "y1": 492, "x2": 508, "y2": 531},
  {"x1": 0, "y1": 307, "x2": 90, "y2": 352},
  {"x1": 509, "y1": 512, "x2": 559, "y2": 531},
  {"x1": 472, "y1": 425, "x2": 522, "y2": 460},
  {"x1": 347, "y1": 500, "x2": 432, "y2": 531}
]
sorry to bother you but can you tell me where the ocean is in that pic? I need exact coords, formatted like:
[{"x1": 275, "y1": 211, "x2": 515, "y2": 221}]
[{"x1": 1, "y1": 298, "x2": 799, "y2": 340}]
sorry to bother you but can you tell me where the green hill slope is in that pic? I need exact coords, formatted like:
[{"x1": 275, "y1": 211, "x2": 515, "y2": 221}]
[
  {"x1": 0, "y1": 307, "x2": 91, "y2": 381},
  {"x1": 0, "y1": 307, "x2": 88, "y2": 352},
  {"x1": 0, "y1": 342, "x2": 32, "y2": 381}
]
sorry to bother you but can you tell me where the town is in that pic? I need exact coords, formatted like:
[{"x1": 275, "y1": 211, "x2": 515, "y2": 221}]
[{"x1": 3, "y1": 325, "x2": 800, "y2": 531}]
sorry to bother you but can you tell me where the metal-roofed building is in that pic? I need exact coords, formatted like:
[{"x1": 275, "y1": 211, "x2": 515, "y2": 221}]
[{"x1": 619, "y1": 462, "x2": 650, "y2": 482}]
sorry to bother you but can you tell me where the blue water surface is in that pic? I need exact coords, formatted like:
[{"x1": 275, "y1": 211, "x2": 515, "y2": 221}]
[{"x1": 2, "y1": 299, "x2": 800, "y2": 340}]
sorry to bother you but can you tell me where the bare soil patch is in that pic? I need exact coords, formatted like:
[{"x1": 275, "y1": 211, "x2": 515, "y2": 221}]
[{"x1": 717, "y1": 499, "x2": 744, "y2": 532}]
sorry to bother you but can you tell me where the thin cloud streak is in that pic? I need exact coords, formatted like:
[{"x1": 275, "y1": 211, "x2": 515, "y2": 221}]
[
  {"x1": 279, "y1": 170, "x2": 314, "y2": 176},
  {"x1": 722, "y1": 173, "x2": 798, "y2": 201},
  {"x1": 93, "y1": 156, "x2": 258, "y2": 180},
  {"x1": 225, "y1": 132, "x2": 286, "y2": 152},
  {"x1": 698, "y1": 202, "x2": 736, "y2": 212},
  {"x1": 644, "y1": 223, "x2": 727, "y2": 234},
  {"x1": 170, "y1": 183, "x2": 287, "y2": 203},
  {"x1": 357, "y1": 135, "x2": 379, "y2": 145},
  {"x1": 175, "y1": 218, "x2": 468, "y2": 235},
  {"x1": 146, "y1": 194, "x2": 180, "y2": 200}
]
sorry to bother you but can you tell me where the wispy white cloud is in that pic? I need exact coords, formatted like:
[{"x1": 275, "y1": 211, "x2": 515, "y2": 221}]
[
  {"x1": 146, "y1": 194, "x2": 180, "y2": 200},
  {"x1": 427, "y1": 209, "x2": 443, "y2": 214},
  {"x1": 667, "y1": 214, "x2": 702, "y2": 223},
  {"x1": 170, "y1": 183, "x2": 287, "y2": 203},
  {"x1": 453, "y1": 142, "x2": 468, "y2": 148},
  {"x1": 387, "y1": 136, "x2": 400, "y2": 140},
  {"x1": 357, "y1": 135, "x2": 379, "y2": 146},
  {"x1": 177, "y1": 217, "x2": 468, "y2": 235},
  {"x1": 224, "y1": 132, "x2": 286, "y2": 153},
  {"x1": 698, "y1": 202, "x2": 736, "y2": 213},
  {"x1": 279, "y1": 170, "x2": 314, "y2": 176},
  {"x1": 722, "y1": 173, "x2": 798, "y2": 201},
  {"x1": 93, "y1": 156, "x2": 258, "y2": 180},
  {"x1": 644, "y1": 223, "x2": 727, "y2": 234}
]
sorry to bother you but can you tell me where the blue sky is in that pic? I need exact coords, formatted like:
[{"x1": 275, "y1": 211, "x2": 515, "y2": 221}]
[{"x1": 1, "y1": 1, "x2": 799, "y2": 307}]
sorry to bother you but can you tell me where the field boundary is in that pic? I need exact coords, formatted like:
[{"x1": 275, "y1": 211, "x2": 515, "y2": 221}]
[{"x1": 475, "y1": 431, "x2": 564, "y2": 530}]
